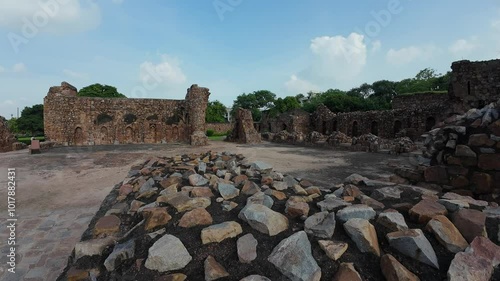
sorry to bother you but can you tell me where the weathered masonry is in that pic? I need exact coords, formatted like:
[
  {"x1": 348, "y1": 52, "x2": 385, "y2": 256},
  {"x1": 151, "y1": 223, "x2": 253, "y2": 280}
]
[{"x1": 44, "y1": 82, "x2": 209, "y2": 146}]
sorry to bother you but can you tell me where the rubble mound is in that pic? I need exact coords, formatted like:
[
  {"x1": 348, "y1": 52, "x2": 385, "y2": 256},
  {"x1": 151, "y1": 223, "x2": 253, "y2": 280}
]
[{"x1": 60, "y1": 151, "x2": 500, "y2": 280}]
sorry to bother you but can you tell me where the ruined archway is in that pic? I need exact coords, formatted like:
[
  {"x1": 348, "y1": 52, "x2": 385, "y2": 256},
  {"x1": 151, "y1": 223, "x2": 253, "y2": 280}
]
[
  {"x1": 282, "y1": 123, "x2": 287, "y2": 132},
  {"x1": 332, "y1": 120, "x2": 337, "y2": 132},
  {"x1": 425, "y1": 117, "x2": 436, "y2": 132},
  {"x1": 74, "y1": 127, "x2": 84, "y2": 146},
  {"x1": 99, "y1": 126, "x2": 109, "y2": 145},
  {"x1": 145, "y1": 123, "x2": 157, "y2": 143},
  {"x1": 125, "y1": 127, "x2": 134, "y2": 143},
  {"x1": 322, "y1": 121, "x2": 327, "y2": 135},
  {"x1": 394, "y1": 120, "x2": 402, "y2": 137},
  {"x1": 352, "y1": 121, "x2": 359, "y2": 137},
  {"x1": 371, "y1": 121, "x2": 379, "y2": 136}
]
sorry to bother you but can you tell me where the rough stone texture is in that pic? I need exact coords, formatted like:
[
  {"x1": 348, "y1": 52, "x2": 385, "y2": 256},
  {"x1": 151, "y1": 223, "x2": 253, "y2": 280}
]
[
  {"x1": 409, "y1": 200, "x2": 448, "y2": 224},
  {"x1": 452, "y1": 208, "x2": 487, "y2": 243},
  {"x1": 240, "y1": 275, "x2": 271, "y2": 281},
  {"x1": 285, "y1": 198, "x2": 310, "y2": 218},
  {"x1": 227, "y1": 108, "x2": 261, "y2": 144},
  {"x1": 343, "y1": 218, "x2": 380, "y2": 257},
  {"x1": 74, "y1": 237, "x2": 116, "y2": 260},
  {"x1": 218, "y1": 183, "x2": 240, "y2": 200},
  {"x1": 143, "y1": 207, "x2": 172, "y2": 231},
  {"x1": 376, "y1": 209, "x2": 409, "y2": 232},
  {"x1": 332, "y1": 263, "x2": 362, "y2": 281},
  {"x1": 239, "y1": 204, "x2": 289, "y2": 236},
  {"x1": 318, "y1": 240, "x2": 348, "y2": 261},
  {"x1": 0, "y1": 116, "x2": 16, "y2": 152},
  {"x1": 267, "y1": 231, "x2": 321, "y2": 281},
  {"x1": 145, "y1": 234, "x2": 192, "y2": 272},
  {"x1": 237, "y1": 233, "x2": 258, "y2": 263},
  {"x1": 304, "y1": 211, "x2": 336, "y2": 239},
  {"x1": 93, "y1": 215, "x2": 121, "y2": 238},
  {"x1": 387, "y1": 229, "x2": 439, "y2": 269},
  {"x1": 201, "y1": 221, "x2": 243, "y2": 244},
  {"x1": 178, "y1": 208, "x2": 213, "y2": 228},
  {"x1": 380, "y1": 254, "x2": 420, "y2": 281},
  {"x1": 104, "y1": 239, "x2": 135, "y2": 271},
  {"x1": 317, "y1": 197, "x2": 351, "y2": 212},
  {"x1": 204, "y1": 255, "x2": 229, "y2": 281},
  {"x1": 425, "y1": 215, "x2": 468, "y2": 253},
  {"x1": 336, "y1": 204, "x2": 376, "y2": 223},
  {"x1": 44, "y1": 82, "x2": 210, "y2": 146}
]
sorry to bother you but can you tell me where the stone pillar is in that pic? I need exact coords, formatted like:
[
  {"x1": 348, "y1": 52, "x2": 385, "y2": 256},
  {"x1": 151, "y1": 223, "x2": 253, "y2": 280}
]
[{"x1": 186, "y1": 84, "x2": 210, "y2": 146}]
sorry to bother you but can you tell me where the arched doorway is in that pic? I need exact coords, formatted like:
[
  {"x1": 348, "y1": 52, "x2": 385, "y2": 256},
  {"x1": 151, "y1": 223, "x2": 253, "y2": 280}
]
[
  {"x1": 352, "y1": 121, "x2": 359, "y2": 137},
  {"x1": 99, "y1": 126, "x2": 109, "y2": 144},
  {"x1": 332, "y1": 120, "x2": 337, "y2": 132},
  {"x1": 282, "y1": 123, "x2": 287, "y2": 131},
  {"x1": 371, "y1": 121, "x2": 378, "y2": 136},
  {"x1": 425, "y1": 117, "x2": 436, "y2": 132},
  {"x1": 125, "y1": 127, "x2": 133, "y2": 143},
  {"x1": 74, "y1": 127, "x2": 84, "y2": 146},
  {"x1": 145, "y1": 124, "x2": 157, "y2": 143},
  {"x1": 394, "y1": 120, "x2": 402, "y2": 137},
  {"x1": 172, "y1": 126, "x2": 179, "y2": 142}
]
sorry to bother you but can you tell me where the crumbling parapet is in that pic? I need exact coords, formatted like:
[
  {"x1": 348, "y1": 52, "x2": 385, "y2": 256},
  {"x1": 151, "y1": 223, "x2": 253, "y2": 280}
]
[{"x1": 227, "y1": 108, "x2": 261, "y2": 144}]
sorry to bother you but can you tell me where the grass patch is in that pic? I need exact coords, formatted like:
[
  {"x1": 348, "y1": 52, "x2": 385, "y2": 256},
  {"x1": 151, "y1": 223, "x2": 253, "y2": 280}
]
[
  {"x1": 17, "y1": 136, "x2": 45, "y2": 145},
  {"x1": 208, "y1": 135, "x2": 226, "y2": 141}
]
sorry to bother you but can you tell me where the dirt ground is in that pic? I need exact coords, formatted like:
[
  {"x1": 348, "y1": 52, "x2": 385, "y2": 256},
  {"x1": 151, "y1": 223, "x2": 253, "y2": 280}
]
[{"x1": 0, "y1": 141, "x2": 409, "y2": 280}]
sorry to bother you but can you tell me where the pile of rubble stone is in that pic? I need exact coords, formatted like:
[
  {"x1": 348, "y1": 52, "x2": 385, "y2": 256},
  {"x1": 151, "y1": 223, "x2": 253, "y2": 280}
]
[
  {"x1": 326, "y1": 131, "x2": 352, "y2": 146},
  {"x1": 417, "y1": 99, "x2": 500, "y2": 200},
  {"x1": 60, "y1": 151, "x2": 500, "y2": 281}
]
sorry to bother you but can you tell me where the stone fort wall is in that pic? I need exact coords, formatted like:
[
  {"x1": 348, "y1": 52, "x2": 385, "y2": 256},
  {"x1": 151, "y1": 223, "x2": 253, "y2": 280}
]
[{"x1": 44, "y1": 82, "x2": 209, "y2": 146}]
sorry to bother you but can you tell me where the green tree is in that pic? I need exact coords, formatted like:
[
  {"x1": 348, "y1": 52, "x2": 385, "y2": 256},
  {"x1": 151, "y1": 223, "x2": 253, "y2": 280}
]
[
  {"x1": 7, "y1": 117, "x2": 20, "y2": 133},
  {"x1": 206, "y1": 100, "x2": 228, "y2": 123},
  {"x1": 269, "y1": 96, "x2": 301, "y2": 116},
  {"x1": 78, "y1": 83, "x2": 126, "y2": 98},
  {"x1": 17, "y1": 104, "x2": 44, "y2": 136},
  {"x1": 232, "y1": 90, "x2": 276, "y2": 121}
]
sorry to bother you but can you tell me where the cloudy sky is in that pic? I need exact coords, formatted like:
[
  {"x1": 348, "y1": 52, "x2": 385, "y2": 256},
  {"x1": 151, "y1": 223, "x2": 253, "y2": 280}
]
[{"x1": 0, "y1": 0, "x2": 499, "y2": 118}]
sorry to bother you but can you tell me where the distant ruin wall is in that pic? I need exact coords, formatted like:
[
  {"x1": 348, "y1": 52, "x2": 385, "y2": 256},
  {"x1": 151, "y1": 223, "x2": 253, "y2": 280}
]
[
  {"x1": 44, "y1": 82, "x2": 209, "y2": 146},
  {"x1": 206, "y1": 123, "x2": 233, "y2": 134},
  {"x1": 0, "y1": 117, "x2": 16, "y2": 152},
  {"x1": 392, "y1": 92, "x2": 449, "y2": 110},
  {"x1": 449, "y1": 59, "x2": 500, "y2": 112}
]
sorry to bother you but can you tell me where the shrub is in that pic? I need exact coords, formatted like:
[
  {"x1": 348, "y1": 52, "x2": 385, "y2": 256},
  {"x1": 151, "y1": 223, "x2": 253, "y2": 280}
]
[
  {"x1": 226, "y1": 129, "x2": 232, "y2": 136},
  {"x1": 206, "y1": 129, "x2": 215, "y2": 137}
]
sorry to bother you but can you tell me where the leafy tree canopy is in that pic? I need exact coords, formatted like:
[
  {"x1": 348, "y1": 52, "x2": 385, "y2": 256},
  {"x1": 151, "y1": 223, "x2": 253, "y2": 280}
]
[
  {"x1": 78, "y1": 83, "x2": 126, "y2": 98},
  {"x1": 232, "y1": 90, "x2": 276, "y2": 121},
  {"x1": 206, "y1": 100, "x2": 228, "y2": 123},
  {"x1": 17, "y1": 104, "x2": 44, "y2": 136}
]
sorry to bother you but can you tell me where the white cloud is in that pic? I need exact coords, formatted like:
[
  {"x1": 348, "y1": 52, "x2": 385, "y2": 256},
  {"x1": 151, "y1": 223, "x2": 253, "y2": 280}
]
[
  {"x1": 308, "y1": 33, "x2": 367, "y2": 80},
  {"x1": 371, "y1": 40, "x2": 382, "y2": 53},
  {"x1": 0, "y1": 0, "x2": 101, "y2": 35},
  {"x1": 12, "y1": 63, "x2": 26, "y2": 72},
  {"x1": 449, "y1": 39, "x2": 479, "y2": 56},
  {"x1": 139, "y1": 54, "x2": 187, "y2": 87},
  {"x1": 63, "y1": 69, "x2": 88, "y2": 80},
  {"x1": 284, "y1": 75, "x2": 320, "y2": 94},
  {"x1": 386, "y1": 45, "x2": 439, "y2": 65}
]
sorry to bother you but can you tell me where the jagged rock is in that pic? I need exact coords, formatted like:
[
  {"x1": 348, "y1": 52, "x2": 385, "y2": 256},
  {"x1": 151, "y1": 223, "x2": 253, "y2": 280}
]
[
  {"x1": 317, "y1": 198, "x2": 351, "y2": 212},
  {"x1": 273, "y1": 181, "x2": 288, "y2": 191},
  {"x1": 380, "y1": 254, "x2": 420, "y2": 281},
  {"x1": 201, "y1": 221, "x2": 243, "y2": 244},
  {"x1": 104, "y1": 239, "x2": 135, "y2": 271},
  {"x1": 221, "y1": 201, "x2": 238, "y2": 211},
  {"x1": 188, "y1": 174, "x2": 209, "y2": 186},
  {"x1": 336, "y1": 204, "x2": 376, "y2": 223},
  {"x1": 191, "y1": 187, "x2": 214, "y2": 198},
  {"x1": 74, "y1": 237, "x2": 116, "y2": 260},
  {"x1": 242, "y1": 181, "x2": 261, "y2": 195},
  {"x1": 343, "y1": 218, "x2": 380, "y2": 256},
  {"x1": 442, "y1": 192, "x2": 488, "y2": 209},
  {"x1": 359, "y1": 195, "x2": 385, "y2": 210},
  {"x1": 138, "y1": 178, "x2": 158, "y2": 199},
  {"x1": 237, "y1": 233, "x2": 258, "y2": 263},
  {"x1": 318, "y1": 240, "x2": 348, "y2": 261},
  {"x1": 240, "y1": 275, "x2": 271, "y2": 281},
  {"x1": 233, "y1": 175, "x2": 248, "y2": 186},
  {"x1": 409, "y1": 200, "x2": 448, "y2": 224},
  {"x1": 448, "y1": 252, "x2": 493, "y2": 281},
  {"x1": 293, "y1": 184, "x2": 308, "y2": 195},
  {"x1": 179, "y1": 208, "x2": 213, "y2": 228},
  {"x1": 284, "y1": 175, "x2": 299, "y2": 188},
  {"x1": 437, "y1": 199, "x2": 469, "y2": 212},
  {"x1": 156, "y1": 273, "x2": 187, "y2": 281},
  {"x1": 452, "y1": 208, "x2": 487, "y2": 242},
  {"x1": 387, "y1": 229, "x2": 439, "y2": 269},
  {"x1": 285, "y1": 197, "x2": 310, "y2": 218},
  {"x1": 164, "y1": 193, "x2": 211, "y2": 212},
  {"x1": 204, "y1": 255, "x2": 229, "y2": 281},
  {"x1": 268, "y1": 231, "x2": 321, "y2": 281},
  {"x1": 304, "y1": 211, "x2": 336, "y2": 239},
  {"x1": 251, "y1": 161, "x2": 273, "y2": 172},
  {"x1": 218, "y1": 183, "x2": 240, "y2": 200},
  {"x1": 332, "y1": 263, "x2": 362, "y2": 281},
  {"x1": 94, "y1": 215, "x2": 121, "y2": 238},
  {"x1": 344, "y1": 174, "x2": 368, "y2": 185},
  {"x1": 143, "y1": 207, "x2": 172, "y2": 231},
  {"x1": 246, "y1": 191, "x2": 273, "y2": 208},
  {"x1": 145, "y1": 234, "x2": 192, "y2": 272},
  {"x1": 426, "y1": 215, "x2": 468, "y2": 253},
  {"x1": 371, "y1": 186, "x2": 403, "y2": 200},
  {"x1": 128, "y1": 200, "x2": 145, "y2": 213},
  {"x1": 377, "y1": 209, "x2": 409, "y2": 232},
  {"x1": 238, "y1": 204, "x2": 288, "y2": 236}
]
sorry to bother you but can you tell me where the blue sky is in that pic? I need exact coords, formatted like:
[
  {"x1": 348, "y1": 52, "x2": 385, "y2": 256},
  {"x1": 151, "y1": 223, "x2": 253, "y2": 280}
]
[{"x1": 0, "y1": 0, "x2": 499, "y2": 118}]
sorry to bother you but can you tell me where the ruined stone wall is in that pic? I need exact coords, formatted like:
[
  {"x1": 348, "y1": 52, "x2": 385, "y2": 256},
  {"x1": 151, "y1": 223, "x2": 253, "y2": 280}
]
[
  {"x1": 227, "y1": 108, "x2": 261, "y2": 144},
  {"x1": 0, "y1": 117, "x2": 16, "y2": 152},
  {"x1": 311, "y1": 105, "x2": 336, "y2": 134},
  {"x1": 206, "y1": 123, "x2": 233, "y2": 134},
  {"x1": 392, "y1": 92, "x2": 449, "y2": 110},
  {"x1": 260, "y1": 109, "x2": 310, "y2": 135},
  {"x1": 449, "y1": 59, "x2": 500, "y2": 112},
  {"x1": 44, "y1": 82, "x2": 209, "y2": 146}
]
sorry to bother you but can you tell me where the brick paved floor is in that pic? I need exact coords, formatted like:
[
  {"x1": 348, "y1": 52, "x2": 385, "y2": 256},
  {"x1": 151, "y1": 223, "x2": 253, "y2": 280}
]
[{"x1": 0, "y1": 208, "x2": 95, "y2": 281}]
